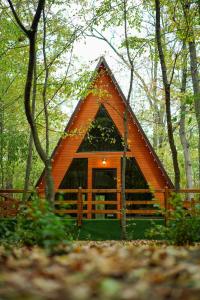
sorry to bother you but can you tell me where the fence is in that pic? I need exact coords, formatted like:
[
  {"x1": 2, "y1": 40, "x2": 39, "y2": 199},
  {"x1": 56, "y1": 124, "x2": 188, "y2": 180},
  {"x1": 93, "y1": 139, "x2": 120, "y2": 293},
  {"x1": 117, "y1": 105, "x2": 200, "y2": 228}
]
[{"x1": 0, "y1": 188, "x2": 200, "y2": 226}]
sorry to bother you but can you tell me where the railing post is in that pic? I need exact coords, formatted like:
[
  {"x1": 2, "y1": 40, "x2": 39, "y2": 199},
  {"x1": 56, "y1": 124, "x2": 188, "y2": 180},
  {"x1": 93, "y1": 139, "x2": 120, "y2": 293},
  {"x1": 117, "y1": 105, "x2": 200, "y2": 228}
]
[
  {"x1": 117, "y1": 190, "x2": 121, "y2": 219},
  {"x1": 87, "y1": 189, "x2": 92, "y2": 219},
  {"x1": 77, "y1": 187, "x2": 83, "y2": 227},
  {"x1": 119, "y1": 190, "x2": 122, "y2": 226},
  {"x1": 164, "y1": 186, "x2": 169, "y2": 226},
  {"x1": 191, "y1": 198, "x2": 195, "y2": 216}
]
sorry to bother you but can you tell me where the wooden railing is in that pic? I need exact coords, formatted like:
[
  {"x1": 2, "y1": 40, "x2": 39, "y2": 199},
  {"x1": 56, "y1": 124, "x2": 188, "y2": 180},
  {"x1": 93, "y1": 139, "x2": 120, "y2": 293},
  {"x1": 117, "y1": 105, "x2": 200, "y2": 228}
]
[
  {"x1": 0, "y1": 188, "x2": 200, "y2": 226},
  {"x1": 0, "y1": 190, "x2": 29, "y2": 217},
  {"x1": 53, "y1": 188, "x2": 163, "y2": 226}
]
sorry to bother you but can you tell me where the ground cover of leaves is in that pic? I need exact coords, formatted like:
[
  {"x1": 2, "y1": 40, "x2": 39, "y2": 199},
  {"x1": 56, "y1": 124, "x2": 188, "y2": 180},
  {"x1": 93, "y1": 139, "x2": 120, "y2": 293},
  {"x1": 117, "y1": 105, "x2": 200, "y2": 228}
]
[{"x1": 0, "y1": 241, "x2": 200, "y2": 300}]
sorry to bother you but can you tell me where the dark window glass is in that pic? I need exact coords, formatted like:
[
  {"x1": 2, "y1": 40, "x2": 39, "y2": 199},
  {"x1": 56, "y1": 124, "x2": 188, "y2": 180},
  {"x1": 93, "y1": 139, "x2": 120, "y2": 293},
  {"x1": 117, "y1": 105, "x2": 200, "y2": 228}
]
[
  {"x1": 122, "y1": 158, "x2": 155, "y2": 215},
  {"x1": 55, "y1": 158, "x2": 88, "y2": 215},
  {"x1": 59, "y1": 158, "x2": 88, "y2": 189},
  {"x1": 78, "y1": 105, "x2": 124, "y2": 152},
  {"x1": 93, "y1": 168, "x2": 117, "y2": 189},
  {"x1": 125, "y1": 157, "x2": 149, "y2": 189}
]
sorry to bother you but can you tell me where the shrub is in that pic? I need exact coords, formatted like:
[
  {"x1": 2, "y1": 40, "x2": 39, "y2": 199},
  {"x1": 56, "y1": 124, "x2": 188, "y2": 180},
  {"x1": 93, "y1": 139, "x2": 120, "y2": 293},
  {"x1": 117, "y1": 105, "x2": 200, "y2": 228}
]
[
  {"x1": 0, "y1": 197, "x2": 73, "y2": 253},
  {"x1": 147, "y1": 193, "x2": 200, "y2": 245}
]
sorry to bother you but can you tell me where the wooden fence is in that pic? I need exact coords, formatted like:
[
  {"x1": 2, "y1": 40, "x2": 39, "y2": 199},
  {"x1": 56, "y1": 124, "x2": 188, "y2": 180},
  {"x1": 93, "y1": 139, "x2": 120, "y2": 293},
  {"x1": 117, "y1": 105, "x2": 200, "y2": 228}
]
[{"x1": 0, "y1": 188, "x2": 200, "y2": 226}]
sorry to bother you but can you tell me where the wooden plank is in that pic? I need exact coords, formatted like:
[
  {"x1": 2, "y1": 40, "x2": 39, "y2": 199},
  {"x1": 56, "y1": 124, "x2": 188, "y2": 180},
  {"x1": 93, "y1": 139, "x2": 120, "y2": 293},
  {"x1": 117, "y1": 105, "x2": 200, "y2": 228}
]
[
  {"x1": 169, "y1": 189, "x2": 200, "y2": 193},
  {"x1": 125, "y1": 189, "x2": 153, "y2": 194},
  {"x1": 91, "y1": 210, "x2": 118, "y2": 214},
  {"x1": 0, "y1": 190, "x2": 32, "y2": 193},
  {"x1": 91, "y1": 201, "x2": 117, "y2": 205},
  {"x1": 83, "y1": 189, "x2": 118, "y2": 193},
  {"x1": 126, "y1": 200, "x2": 159, "y2": 205},
  {"x1": 54, "y1": 209, "x2": 159, "y2": 215},
  {"x1": 56, "y1": 188, "x2": 166, "y2": 194},
  {"x1": 55, "y1": 189, "x2": 79, "y2": 193},
  {"x1": 4, "y1": 188, "x2": 200, "y2": 195},
  {"x1": 126, "y1": 209, "x2": 159, "y2": 214},
  {"x1": 55, "y1": 201, "x2": 78, "y2": 205}
]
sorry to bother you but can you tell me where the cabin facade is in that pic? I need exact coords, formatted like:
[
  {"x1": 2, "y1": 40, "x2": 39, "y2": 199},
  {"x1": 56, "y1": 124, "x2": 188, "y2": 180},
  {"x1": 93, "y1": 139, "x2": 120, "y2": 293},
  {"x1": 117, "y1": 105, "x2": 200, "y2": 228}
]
[{"x1": 37, "y1": 57, "x2": 173, "y2": 219}]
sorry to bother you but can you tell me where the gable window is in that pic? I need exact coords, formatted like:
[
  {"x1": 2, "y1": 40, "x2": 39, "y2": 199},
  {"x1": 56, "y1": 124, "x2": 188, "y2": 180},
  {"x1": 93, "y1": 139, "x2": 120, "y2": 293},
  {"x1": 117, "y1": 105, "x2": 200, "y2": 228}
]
[{"x1": 78, "y1": 105, "x2": 124, "y2": 152}]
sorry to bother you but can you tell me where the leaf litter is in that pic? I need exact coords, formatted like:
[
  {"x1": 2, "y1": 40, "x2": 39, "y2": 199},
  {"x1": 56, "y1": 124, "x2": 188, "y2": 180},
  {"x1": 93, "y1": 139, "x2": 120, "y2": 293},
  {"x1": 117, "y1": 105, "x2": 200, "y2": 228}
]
[{"x1": 0, "y1": 241, "x2": 200, "y2": 300}]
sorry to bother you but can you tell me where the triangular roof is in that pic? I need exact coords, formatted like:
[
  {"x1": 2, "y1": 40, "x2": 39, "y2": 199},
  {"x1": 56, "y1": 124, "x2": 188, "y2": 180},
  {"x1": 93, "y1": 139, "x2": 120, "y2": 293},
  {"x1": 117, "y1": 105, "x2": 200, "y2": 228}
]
[{"x1": 37, "y1": 57, "x2": 173, "y2": 189}]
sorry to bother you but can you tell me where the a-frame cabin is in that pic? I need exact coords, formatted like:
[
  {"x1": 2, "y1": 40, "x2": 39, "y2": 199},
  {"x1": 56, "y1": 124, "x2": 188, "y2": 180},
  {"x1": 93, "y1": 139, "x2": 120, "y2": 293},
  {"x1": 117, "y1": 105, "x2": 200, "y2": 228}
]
[{"x1": 37, "y1": 57, "x2": 173, "y2": 219}]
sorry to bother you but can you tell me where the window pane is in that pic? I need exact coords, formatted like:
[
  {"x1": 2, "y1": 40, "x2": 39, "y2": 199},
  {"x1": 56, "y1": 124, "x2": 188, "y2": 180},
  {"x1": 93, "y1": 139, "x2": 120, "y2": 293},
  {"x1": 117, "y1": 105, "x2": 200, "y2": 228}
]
[
  {"x1": 55, "y1": 158, "x2": 88, "y2": 217},
  {"x1": 122, "y1": 158, "x2": 154, "y2": 214},
  {"x1": 59, "y1": 158, "x2": 88, "y2": 189},
  {"x1": 92, "y1": 168, "x2": 117, "y2": 189},
  {"x1": 78, "y1": 105, "x2": 124, "y2": 152}
]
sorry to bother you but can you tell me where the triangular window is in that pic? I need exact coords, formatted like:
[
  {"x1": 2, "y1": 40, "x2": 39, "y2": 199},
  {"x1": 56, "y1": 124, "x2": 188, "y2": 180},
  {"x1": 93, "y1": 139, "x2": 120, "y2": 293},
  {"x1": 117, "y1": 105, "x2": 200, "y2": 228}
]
[
  {"x1": 124, "y1": 157, "x2": 149, "y2": 189},
  {"x1": 122, "y1": 157, "x2": 153, "y2": 204},
  {"x1": 78, "y1": 105, "x2": 124, "y2": 152}
]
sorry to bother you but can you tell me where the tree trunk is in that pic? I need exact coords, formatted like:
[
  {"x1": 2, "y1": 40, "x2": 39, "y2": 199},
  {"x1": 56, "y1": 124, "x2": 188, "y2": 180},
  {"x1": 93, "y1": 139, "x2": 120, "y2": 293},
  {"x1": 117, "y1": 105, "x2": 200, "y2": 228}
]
[
  {"x1": 155, "y1": 0, "x2": 180, "y2": 190},
  {"x1": 179, "y1": 48, "x2": 193, "y2": 194},
  {"x1": 45, "y1": 159, "x2": 54, "y2": 204},
  {"x1": 22, "y1": 56, "x2": 37, "y2": 202},
  {"x1": 0, "y1": 100, "x2": 4, "y2": 188},
  {"x1": 7, "y1": 0, "x2": 55, "y2": 203},
  {"x1": 188, "y1": 41, "x2": 200, "y2": 186},
  {"x1": 182, "y1": 1, "x2": 200, "y2": 186},
  {"x1": 120, "y1": 0, "x2": 134, "y2": 240},
  {"x1": 42, "y1": 9, "x2": 54, "y2": 204},
  {"x1": 121, "y1": 111, "x2": 128, "y2": 240}
]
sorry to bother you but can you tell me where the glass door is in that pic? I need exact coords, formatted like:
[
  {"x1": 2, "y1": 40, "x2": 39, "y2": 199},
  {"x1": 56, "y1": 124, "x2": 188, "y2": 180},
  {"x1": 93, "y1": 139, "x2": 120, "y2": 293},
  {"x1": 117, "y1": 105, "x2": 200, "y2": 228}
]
[{"x1": 92, "y1": 168, "x2": 117, "y2": 219}]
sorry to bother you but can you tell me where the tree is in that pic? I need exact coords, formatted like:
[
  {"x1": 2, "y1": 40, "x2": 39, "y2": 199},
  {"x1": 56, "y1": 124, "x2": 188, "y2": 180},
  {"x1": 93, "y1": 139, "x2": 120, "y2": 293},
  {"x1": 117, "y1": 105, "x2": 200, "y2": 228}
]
[
  {"x1": 179, "y1": 43, "x2": 193, "y2": 193},
  {"x1": 6, "y1": 0, "x2": 56, "y2": 202},
  {"x1": 182, "y1": 0, "x2": 200, "y2": 186},
  {"x1": 155, "y1": 0, "x2": 180, "y2": 190}
]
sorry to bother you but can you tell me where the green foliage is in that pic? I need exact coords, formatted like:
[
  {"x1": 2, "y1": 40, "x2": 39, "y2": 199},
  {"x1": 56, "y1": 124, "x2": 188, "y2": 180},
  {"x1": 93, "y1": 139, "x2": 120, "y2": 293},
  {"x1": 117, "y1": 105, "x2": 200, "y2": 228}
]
[
  {"x1": 121, "y1": 36, "x2": 150, "y2": 50},
  {"x1": 0, "y1": 197, "x2": 73, "y2": 253},
  {"x1": 147, "y1": 194, "x2": 200, "y2": 245}
]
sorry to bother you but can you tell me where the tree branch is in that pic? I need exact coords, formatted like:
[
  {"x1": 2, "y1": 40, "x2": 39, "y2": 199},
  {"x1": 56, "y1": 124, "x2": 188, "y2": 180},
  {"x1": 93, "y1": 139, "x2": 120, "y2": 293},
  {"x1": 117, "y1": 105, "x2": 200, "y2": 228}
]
[{"x1": 6, "y1": 0, "x2": 29, "y2": 36}]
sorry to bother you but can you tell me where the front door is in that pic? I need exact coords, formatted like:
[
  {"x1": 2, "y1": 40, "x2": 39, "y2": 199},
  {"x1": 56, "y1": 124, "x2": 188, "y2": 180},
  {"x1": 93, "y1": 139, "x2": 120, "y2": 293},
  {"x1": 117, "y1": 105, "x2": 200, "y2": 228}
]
[{"x1": 92, "y1": 168, "x2": 117, "y2": 219}]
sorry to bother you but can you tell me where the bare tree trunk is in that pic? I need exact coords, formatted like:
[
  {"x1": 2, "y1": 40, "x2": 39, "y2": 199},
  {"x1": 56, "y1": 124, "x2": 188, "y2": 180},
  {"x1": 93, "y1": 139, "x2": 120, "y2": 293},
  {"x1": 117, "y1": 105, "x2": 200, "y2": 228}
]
[
  {"x1": 22, "y1": 57, "x2": 37, "y2": 201},
  {"x1": 188, "y1": 41, "x2": 200, "y2": 186},
  {"x1": 121, "y1": 110, "x2": 128, "y2": 240},
  {"x1": 152, "y1": 41, "x2": 159, "y2": 150},
  {"x1": 179, "y1": 46, "x2": 193, "y2": 194},
  {"x1": 42, "y1": 9, "x2": 54, "y2": 203},
  {"x1": 121, "y1": 0, "x2": 134, "y2": 240},
  {"x1": 155, "y1": 0, "x2": 180, "y2": 190},
  {"x1": 182, "y1": 1, "x2": 200, "y2": 186},
  {"x1": 45, "y1": 159, "x2": 54, "y2": 203},
  {"x1": 0, "y1": 100, "x2": 4, "y2": 188}
]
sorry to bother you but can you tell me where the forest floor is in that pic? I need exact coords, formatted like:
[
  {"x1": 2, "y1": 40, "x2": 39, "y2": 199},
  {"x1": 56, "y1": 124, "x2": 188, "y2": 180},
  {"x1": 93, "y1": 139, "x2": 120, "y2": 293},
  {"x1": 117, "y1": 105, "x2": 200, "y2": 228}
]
[{"x1": 0, "y1": 241, "x2": 200, "y2": 300}]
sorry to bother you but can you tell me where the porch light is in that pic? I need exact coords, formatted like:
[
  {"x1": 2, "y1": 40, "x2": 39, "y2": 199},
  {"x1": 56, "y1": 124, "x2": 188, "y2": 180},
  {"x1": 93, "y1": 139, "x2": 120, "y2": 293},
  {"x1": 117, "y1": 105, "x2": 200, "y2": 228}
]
[{"x1": 102, "y1": 158, "x2": 107, "y2": 166}]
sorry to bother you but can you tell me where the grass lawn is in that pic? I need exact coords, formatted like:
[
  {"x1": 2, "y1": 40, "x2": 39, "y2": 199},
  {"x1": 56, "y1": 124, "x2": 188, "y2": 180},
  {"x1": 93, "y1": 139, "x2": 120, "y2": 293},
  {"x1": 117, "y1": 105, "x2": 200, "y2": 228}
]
[{"x1": 72, "y1": 218, "x2": 165, "y2": 240}]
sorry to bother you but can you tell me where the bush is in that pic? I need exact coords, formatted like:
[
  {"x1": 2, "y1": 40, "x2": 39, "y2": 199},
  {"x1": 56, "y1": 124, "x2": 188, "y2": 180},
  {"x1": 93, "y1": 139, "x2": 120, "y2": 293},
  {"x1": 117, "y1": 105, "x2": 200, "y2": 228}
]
[
  {"x1": 0, "y1": 197, "x2": 73, "y2": 253},
  {"x1": 147, "y1": 193, "x2": 200, "y2": 245}
]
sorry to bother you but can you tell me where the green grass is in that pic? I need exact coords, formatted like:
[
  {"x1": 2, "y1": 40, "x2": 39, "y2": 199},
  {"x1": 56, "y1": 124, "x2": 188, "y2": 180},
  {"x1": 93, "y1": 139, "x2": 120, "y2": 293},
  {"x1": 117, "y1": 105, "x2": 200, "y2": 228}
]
[
  {"x1": 73, "y1": 218, "x2": 165, "y2": 240},
  {"x1": 0, "y1": 217, "x2": 165, "y2": 241}
]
